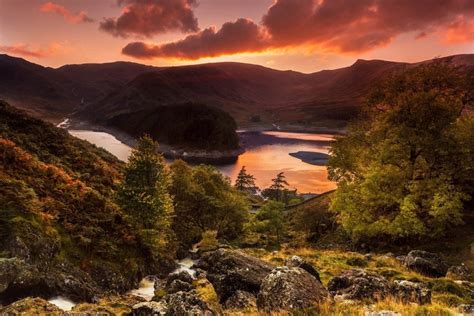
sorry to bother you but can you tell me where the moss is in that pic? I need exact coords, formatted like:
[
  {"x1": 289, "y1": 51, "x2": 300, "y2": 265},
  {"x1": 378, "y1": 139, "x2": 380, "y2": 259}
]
[{"x1": 346, "y1": 256, "x2": 368, "y2": 267}]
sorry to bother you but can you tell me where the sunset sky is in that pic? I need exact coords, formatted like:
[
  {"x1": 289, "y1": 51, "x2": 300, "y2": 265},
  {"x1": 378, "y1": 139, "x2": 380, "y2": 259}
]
[{"x1": 1, "y1": 0, "x2": 473, "y2": 73}]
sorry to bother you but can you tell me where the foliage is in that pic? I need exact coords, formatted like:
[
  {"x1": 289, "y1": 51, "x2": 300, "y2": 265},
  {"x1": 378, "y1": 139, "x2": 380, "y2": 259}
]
[
  {"x1": 255, "y1": 201, "x2": 286, "y2": 243},
  {"x1": 327, "y1": 63, "x2": 474, "y2": 244},
  {"x1": 116, "y1": 136, "x2": 174, "y2": 261},
  {"x1": 234, "y1": 166, "x2": 258, "y2": 194},
  {"x1": 169, "y1": 160, "x2": 248, "y2": 249},
  {"x1": 262, "y1": 172, "x2": 298, "y2": 203},
  {"x1": 109, "y1": 102, "x2": 239, "y2": 150}
]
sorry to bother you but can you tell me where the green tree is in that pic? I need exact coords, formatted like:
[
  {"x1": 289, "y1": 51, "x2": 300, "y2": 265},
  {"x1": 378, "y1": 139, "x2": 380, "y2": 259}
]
[
  {"x1": 328, "y1": 62, "x2": 474, "y2": 244},
  {"x1": 262, "y1": 172, "x2": 296, "y2": 203},
  {"x1": 170, "y1": 160, "x2": 248, "y2": 250},
  {"x1": 256, "y1": 200, "x2": 286, "y2": 243},
  {"x1": 235, "y1": 166, "x2": 258, "y2": 193},
  {"x1": 116, "y1": 136, "x2": 174, "y2": 258}
]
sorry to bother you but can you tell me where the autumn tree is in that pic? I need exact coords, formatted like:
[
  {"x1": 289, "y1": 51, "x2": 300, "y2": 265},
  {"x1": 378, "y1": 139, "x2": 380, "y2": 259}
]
[
  {"x1": 328, "y1": 62, "x2": 474, "y2": 244},
  {"x1": 234, "y1": 166, "x2": 258, "y2": 194},
  {"x1": 116, "y1": 136, "x2": 174, "y2": 259}
]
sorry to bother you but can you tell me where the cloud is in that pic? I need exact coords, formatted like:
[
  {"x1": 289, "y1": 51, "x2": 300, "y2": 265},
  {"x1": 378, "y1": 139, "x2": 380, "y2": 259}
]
[
  {"x1": 100, "y1": 0, "x2": 199, "y2": 38},
  {"x1": 40, "y1": 2, "x2": 93, "y2": 24},
  {"x1": 0, "y1": 43, "x2": 63, "y2": 58},
  {"x1": 122, "y1": 0, "x2": 474, "y2": 60},
  {"x1": 442, "y1": 16, "x2": 474, "y2": 44},
  {"x1": 122, "y1": 18, "x2": 266, "y2": 59}
]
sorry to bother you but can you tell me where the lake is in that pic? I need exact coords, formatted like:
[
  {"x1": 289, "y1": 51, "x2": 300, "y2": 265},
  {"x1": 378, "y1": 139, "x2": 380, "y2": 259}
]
[{"x1": 68, "y1": 129, "x2": 336, "y2": 193}]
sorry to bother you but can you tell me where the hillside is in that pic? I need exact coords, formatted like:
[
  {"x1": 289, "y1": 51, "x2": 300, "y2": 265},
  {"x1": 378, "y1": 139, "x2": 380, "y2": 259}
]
[
  {"x1": 0, "y1": 101, "x2": 174, "y2": 304},
  {"x1": 1, "y1": 54, "x2": 473, "y2": 129}
]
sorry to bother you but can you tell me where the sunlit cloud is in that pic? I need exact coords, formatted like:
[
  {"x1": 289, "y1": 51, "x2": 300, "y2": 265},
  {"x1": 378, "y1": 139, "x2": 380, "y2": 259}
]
[
  {"x1": 40, "y1": 2, "x2": 94, "y2": 24},
  {"x1": 0, "y1": 43, "x2": 66, "y2": 59},
  {"x1": 100, "y1": 0, "x2": 199, "y2": 38}
]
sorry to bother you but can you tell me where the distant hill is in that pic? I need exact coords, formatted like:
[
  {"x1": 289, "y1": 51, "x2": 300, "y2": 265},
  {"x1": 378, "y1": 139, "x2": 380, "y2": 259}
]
[{"x1": 1, "y1": 53, "x2": 473, "y2": 128}]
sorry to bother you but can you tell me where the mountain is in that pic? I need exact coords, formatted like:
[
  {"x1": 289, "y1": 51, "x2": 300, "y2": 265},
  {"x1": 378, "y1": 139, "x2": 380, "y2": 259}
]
[{"x1": 1, "y1": 54, "x2": 473, "y2": 128}]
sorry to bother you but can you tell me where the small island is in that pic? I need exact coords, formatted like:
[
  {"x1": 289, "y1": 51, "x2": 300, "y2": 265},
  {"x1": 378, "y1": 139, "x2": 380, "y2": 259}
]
[{"x1": 289, "y1": 151, "x2": 329, "y2": 166}]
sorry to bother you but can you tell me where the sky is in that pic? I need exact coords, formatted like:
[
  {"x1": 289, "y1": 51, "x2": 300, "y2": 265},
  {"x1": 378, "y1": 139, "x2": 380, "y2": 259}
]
[{"x1": 1, "y1": 0, "x2": 473, "y2": 73}]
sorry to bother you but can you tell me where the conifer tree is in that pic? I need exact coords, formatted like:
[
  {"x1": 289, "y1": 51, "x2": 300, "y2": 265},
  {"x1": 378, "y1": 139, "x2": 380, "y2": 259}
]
[{"x1": 234, "y1": 166, "x2": 258, "y2": 193}]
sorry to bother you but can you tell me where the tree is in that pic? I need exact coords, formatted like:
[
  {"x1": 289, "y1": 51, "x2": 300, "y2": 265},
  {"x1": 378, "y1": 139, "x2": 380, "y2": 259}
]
[
  {"x1": 262, "y1": 172, "x2": 295, "y2": 203},
  {"x1": 327, "y1": 62, "x2": 474, "y2": 244},
  {"x1": 170, "y1": 160, "x2": 249, "y2": 250},
  {"x1": 256, "y1": 200, "x2": 286, "y2": 243},
  {"x1": 234, "y1": 166, "x2": 258, "y2": 194},
  {"x1": 116, "y1": 136, "x2": 174, "y2": 258}
]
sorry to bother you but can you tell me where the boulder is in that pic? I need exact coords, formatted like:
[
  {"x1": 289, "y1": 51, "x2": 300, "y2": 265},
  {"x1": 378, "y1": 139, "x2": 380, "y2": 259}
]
[
  {"x1": 224, "y1": 290, "x2": 257, "y2": 310},
  {"x1": 0, "y1": 297, "x2": 62, "y2": 315},
  {"x1": 163, "y1": 290, "x2": 216, "y2": 315},
  {"x1": 72, "y1": 294, "x2": 145, "y2": 315},
  {"x1": 131, "y1": 301, "x2": 167, "y2": 316},
  {"x1": 285, "y1": 255, "x2": 321, "y2": 282},
  {"x1": 166, "y1": 271, "x2": 194, "y2": 287},
  {"x1": 328, "y1": 269, "x2": 390, "y2": 301},
  {"x1": 0, "y1": 258, "x2": 41, "y2": 302},
  {"x1": 195, "y1": 248, "x2": 273, "y2": 302},
  {"x1": 390, "y1": 280, "x2": 431, "y2": 305},
  {"x1": 446, "y1": 264, "x2": 471, "y2": 280},
  {"x1": 167, "y1": 280, "x2": 195, "y2": 294},
  {"x1": 257, "y1": 266, "x2": 328, "y2": 312},
  {"x1": 403, "y1": 250, "x2": 448, "y2": 277}
]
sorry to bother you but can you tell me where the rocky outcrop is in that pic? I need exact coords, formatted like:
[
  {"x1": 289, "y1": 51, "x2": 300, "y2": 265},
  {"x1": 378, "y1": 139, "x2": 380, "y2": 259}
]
[
  {"x1": 446, "y1": 264, "x2": 471, "y2": 280},
  {"x1": 257, "y1": 266, "x2": 328, "y2": 312},
  {"x1": 162, "y1": 291, "x2": 217, "y2": 316},
  {"x1": 286, "y1": 255, "x2": 321, "y2": 282},
  {"x1": 166, "y1": 271, "x2": 194, "y2": 287},
  {"x1": 224, "y1": 290, "x2": 257, "y2": 310},
  {"x1": 167, "y1": 280, "x2": 195, "y2": 294},
  {"x1": 403, "y1": 250, "x2": 448, "y2": 277},
  {"x1": 0, "y1": 297, "x2": 62, "y2": 315},
  {"x1": 131, "y1": 301, "x2": 167, "y2": 316},
  {"x1": 391, "y1": 280, "x2": 431, "y2": 305},
  {"x1": 195, "y1": 248, "x2": 273, "y2": 302},
  {"x1": 328, "y1": 269, "x2": 390, "y2": 301}
]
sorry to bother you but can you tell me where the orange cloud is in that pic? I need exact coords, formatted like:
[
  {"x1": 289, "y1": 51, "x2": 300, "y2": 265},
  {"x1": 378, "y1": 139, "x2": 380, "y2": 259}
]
[
  {"x1": 122, "y1": 0, "x2": 474, "y2": 60},
  {"x1": 100, "y1": 0, "x2": 199, "y2": 38},
  {"x1": 0, "y1": 43, "x2": 64, "y2": 58},
  {"x1": 443, "y1": 16, "x2": 474, "y2": 44},
  {"x1": 40, "y1": 2, "x2": 93, "y2": 24}
]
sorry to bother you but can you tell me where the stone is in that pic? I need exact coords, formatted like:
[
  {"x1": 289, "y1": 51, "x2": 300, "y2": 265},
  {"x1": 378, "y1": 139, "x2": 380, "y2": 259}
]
[
  {"x1": 365, "y1": 310, "x2": 401, "y2": 316},
  {"x1": 257, "y1": 266, "x2": 328, "y2": 313},
  {"x1": 131, "y1": 301, "x2": 167, "y2": 316},
  {"x1": 0, "y1": 297, "x2": 62, "y2": 315},
  {"x1": 165, "y1": 271, "x2": 194, "y2": 288},
  {"x1": 458, "y1": 304, "x2": 474, "y2": 315},
  {"x1": 163, "y1": 290, "x2": 216, "y2": 315},
  {"x1": 391, "y1": 280, "x2": 431, "y2": 305},
  {"x1": 224, "y1": 290, "x2": 256, "y2": 310},
  {"x1": 403, "y1": 250, "x2": 448, "y2": 277},
  {"x1": 285, "y1": 255, "x2": 321, "y2": 282},
  {"x1": 328, "y1": 270, "x2": 390, "y2": 301},
  {"x1": 446, "y1": 264, "x2": 471, "y2": 280},
  {"x1": 195, "y1": 248, "x2": 273, "y2": 302},
  {"x1": 167, "y1": 280, "x2": 195, "y2": 294}
]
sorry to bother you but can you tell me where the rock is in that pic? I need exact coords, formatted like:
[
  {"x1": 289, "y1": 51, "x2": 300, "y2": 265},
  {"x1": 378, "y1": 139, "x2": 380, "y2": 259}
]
[
  {"x1": 446, "y1": 264, "x2": 471, "y2": 280},
  {"x1": 0, "y1": 297, "x2": 63, "y2": 315},
  {"x1": 395, "y1": 256, "x2": 406, "y2": 263},
  {"x1": 458, "y1": 304, "x2": 474, "y2": 315},
  {"x1": 224, "y1": 290, "x2": 256, "y2": 310},
  {"x1": 391, "y1": 280, "x2": 431, "y2": 305},
  {"x1": 328, "y1": 269, "x2": 390, "y2": 301},
  {"x1": 167, "y1": 280, "x2": 195, "y2": 294},
  {"x1": 0, "y1": 258, "x2": 41, "y2": 302},
  {"x1": 403, "y1": 250, "x2": 448, "y2": 277},
  {"x1": 166, "y1": 271, "x2": 194, "y2": 287},
  {"x1": 72, "y1": 294, "x2": 145, "y2": 315},
  {"x1": 285, "y1": 255, "x2": 321, "y2": 282},
  {"x1": 365, "y1": 310, "x2": 401, "y2": 316},
  {"x1": 257, "y1": 266, "x2": 328, "y2": 312},
  {"x1": 163, "y1": 291, "x2": 216, "y2": 315},
  {"x1": 195, "y1": 248, "x2": 273, "y2": 302},
  {"x1": 131, "y1": 301, "x2": 167, "y2": 316}
]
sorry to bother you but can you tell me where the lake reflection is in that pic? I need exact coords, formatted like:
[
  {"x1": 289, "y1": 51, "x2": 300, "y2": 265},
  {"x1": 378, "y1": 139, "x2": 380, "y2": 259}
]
[{"x1": 68, "y1": 129, "x2": 336, "y2": 194}]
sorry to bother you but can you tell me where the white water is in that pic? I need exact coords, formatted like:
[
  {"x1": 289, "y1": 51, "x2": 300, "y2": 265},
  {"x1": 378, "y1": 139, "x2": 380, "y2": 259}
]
[
  {"x1": 48, "y1": 296, "x2": 76, "y2": 311},
  {"x1": 173, "y1": 257, "x2": 196, "y2": 278},
  {"x1": 128, "y1": 277, "x2": 156, "y2": 301}
]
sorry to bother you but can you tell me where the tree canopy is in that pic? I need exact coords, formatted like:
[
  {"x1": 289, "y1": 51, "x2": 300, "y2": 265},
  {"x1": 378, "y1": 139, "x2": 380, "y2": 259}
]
[{"x1": 327, "y1": 62, "x2": 474, "y2": 244}]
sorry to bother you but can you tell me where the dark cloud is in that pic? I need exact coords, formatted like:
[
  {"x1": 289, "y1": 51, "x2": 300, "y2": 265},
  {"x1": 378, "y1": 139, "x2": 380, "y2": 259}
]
[
  {"x1": 100, "y1": 0, "x2": 199, "y2": 38},
  {"x1": 122, "y1": 18, "x2": 266, "y2": 59},
  {"x1": 40, "y1": 2, "x2": 93, "y2": 24},
  {"x1": 122, "y1": 0, "x2": 474, "y2": 59}
]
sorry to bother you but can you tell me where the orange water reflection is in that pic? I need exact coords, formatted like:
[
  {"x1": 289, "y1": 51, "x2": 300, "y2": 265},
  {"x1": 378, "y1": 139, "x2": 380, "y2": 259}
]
[{"x1": 217, "y1": 132, "x2": 337, "y2": 194}]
